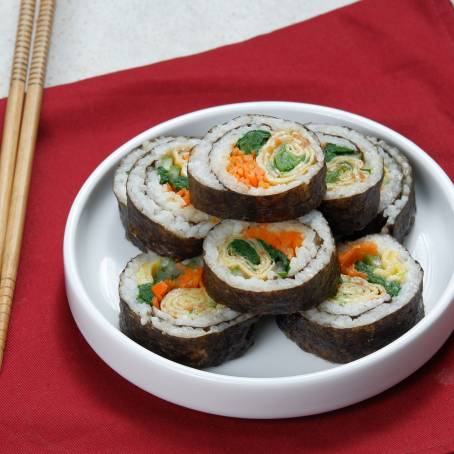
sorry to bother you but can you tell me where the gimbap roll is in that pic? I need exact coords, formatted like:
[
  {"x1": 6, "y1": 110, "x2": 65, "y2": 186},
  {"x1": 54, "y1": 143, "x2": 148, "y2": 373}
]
[
  {"x1": 307, "y1": 124, "x2": 384, "y2": 235},
  {"x1": 119, "y1": 253, "x2": 258, "y2": 368},
  {"x1": 126, "y1": 137, "x2": 219, "y2": 259},
  {"x1": 113, "y1": 137, "x2": 172, "y2": 250},
  {"x1": 352, "y1": 138, "x2": 416, "y2": 242},
  {"x1": 203, "y1": 211, "x2": 340, "y2": 315},
  {"x1": 277, "y1": 234, "x2": 424, "y2": 363},
  {"x1": 188, "y1": 115, "x2": 326, "y2": 222}
]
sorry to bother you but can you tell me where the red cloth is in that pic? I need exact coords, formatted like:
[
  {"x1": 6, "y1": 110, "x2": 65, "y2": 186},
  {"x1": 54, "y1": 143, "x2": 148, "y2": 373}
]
[{"x1": 0, "y1": 0, "x2": 453, "y2": 451}]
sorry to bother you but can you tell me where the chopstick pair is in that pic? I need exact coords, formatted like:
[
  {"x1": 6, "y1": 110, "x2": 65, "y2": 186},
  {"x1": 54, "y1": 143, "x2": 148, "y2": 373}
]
[{"x1": 0, "y1": 0, "x2": 55, "y2": 368}]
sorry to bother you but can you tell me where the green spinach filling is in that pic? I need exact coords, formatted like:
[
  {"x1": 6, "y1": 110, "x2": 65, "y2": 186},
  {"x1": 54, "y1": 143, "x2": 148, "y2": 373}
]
[
  {"x1": 273, "y1": 144, "x2": 305, "y2": 172},
  {"x1": 258, "y1": 239, "x2": 290, "y2": 277},
  {"x1": 355, "y1": 257, "x2": 401, "y2": 297},
  {"x1": 323, "y1": 143, "x2": 357, "y2": 162},
  {"x1": 325, "y1": 161, "x2": 354, "y2": 183},
  {"x1": 157, "y1": 156, "x2": 189, "y2": 191},
  {"x1": 236, "y1": 130, "x2": 271, "y2": 154},
  {"x1": 137, "y1": 282, "x2": 154, "y2": 304},
  {"x1": 227, "y1": 237, "x2": 291, "y2": 277},
  {"x1": 154, "y1": 257, "x2": 181, "y2": 283},
  {"x1": 228, "y1": 239, "x2": 261, "y2": 265},
  {"x1": 323, "y1": 143, "x2": 370, "y2": 184},
  {"x1": 136, "y1": 258, "x2": 182, "y2": 304}
]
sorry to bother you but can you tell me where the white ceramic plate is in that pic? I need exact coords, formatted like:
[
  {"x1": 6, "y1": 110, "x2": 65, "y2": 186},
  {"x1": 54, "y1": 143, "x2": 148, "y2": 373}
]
[{"x1": 64, "y1": 102, "x2": 454, "y2": 418}]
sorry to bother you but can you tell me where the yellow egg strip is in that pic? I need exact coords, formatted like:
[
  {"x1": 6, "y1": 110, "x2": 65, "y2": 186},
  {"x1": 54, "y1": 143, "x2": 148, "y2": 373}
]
[
  {"x1": 160, "y1": 288, "x2": 218, "y2": 318},
  {"x1": 170, "y1": 145, "x2": 191, "y2": 176},
  {"x1": 374, "y1": 249, "x2": 406, "y2": 283},
  {"x1": 256, "y1": 130, "x2": 317, "y2": 185},
  {"x1": 330, "y1": 275, "x2": 388, "y2": 305},
  {"x1": 326, "y1": 155, "x2": 370, "y2": 188},
  {"x1": 218, "y1": 238, "x2": 274, "y2": 279},
  {"x1": 136, "y1": 262, "x2": 156, "y2": 285}
]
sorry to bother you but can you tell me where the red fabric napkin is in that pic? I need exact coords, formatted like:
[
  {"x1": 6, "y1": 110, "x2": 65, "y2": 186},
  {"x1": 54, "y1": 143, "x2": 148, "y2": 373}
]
[{"x1": 1, "y1": 0, "x2": 453, "y2": 452}]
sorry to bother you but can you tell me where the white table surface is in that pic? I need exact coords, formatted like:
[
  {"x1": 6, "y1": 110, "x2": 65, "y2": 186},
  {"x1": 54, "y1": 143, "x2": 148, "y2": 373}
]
[{"x1": 0, "y1": 0, "x2": 357, "y2": 98}]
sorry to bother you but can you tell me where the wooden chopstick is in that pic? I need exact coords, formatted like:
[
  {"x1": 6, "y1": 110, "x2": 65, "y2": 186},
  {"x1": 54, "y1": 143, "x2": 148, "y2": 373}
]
[
  {"x1": 0, "y1": 0, "x2": 56, "y2": 368},
  {"x1": 0, "y1": 1, "x2": 36, "y2": 279},
  {"x1": 0, "y1": 0, "x2": 37, "y2": 368}
]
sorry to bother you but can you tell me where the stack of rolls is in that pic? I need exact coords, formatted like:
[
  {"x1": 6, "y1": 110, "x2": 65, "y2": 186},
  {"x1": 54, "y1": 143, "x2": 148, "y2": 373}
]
[
  {"x1": 114, "y1": 114, "x2": 423, "y2": 368},
  {"x1": 276, "y1": 234, "x2": 424, "y2": 363},
  {"x1": 306, "y1": 124, "x2": 384, "y2": 235},
  {"x1": 113, "y1": 137, "x2": 171, "y2": 250},
  {"x1": 187, "y1": 115, "x2": 326, "y2": 221},
  {"x1": 353, "y1": 137, "x2": 416, "y2": 241},
  {"x1": 202, "y1": 212, "x2": 339, "y2": 315},
  {"x1": 114, "y1": 136, "x2": 219, "y2": 259},
  {"x1": 119, "y1": 253, "x2": 258, "y2": 368}
]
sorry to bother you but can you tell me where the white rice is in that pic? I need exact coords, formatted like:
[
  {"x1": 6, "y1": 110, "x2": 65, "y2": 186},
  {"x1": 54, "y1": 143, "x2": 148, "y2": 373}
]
[
  {"x1": 369, "y1": 138, "x2": 414, "y2": 225},
  {"x1": 378, "y1": 148, "x2": 402, "y2": 211},
  {"x1": 119, "y1": 253, "x2": 253, "y2": 339},
  {"x1": 203, "y1": 210, "x2": 335, "y2": 292},
  {"x1": 303, "y1": 234, "x2": 423, "y2": 328},
  {"x1": 145, "y1": 140, "x2": 213, "y2": 224},
  {"x1": 113, "y1": 137, "x2": 172, "y2": 205},
  {"x1": 189, "y1": 114, "x2": 324, "y2": 196},
  {"x1": 319, "y1": 289, "x2": 391, "y2": 317},
  {"x1": 307, "y1": 124, "x2": 383, "y2": 200},
  {"x1": 127, "y1": 137, "x2": 218, "y2": 239}
]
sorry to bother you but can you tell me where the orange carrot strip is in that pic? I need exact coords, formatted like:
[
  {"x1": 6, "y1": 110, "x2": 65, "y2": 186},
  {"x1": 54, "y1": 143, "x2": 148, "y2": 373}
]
[
  {"x1": 176, "y1": 188, "x2": 191, "y2": 206},
  {"x1": 227, "y1": 147, "x2": 270, "y2": 188},
  {"x1": 338, "y1": 242, "x2": 378, "y2": 278},
  {"x1": 152, "y1": 281, "x2": 170, "y2": 301},
  {"x1": 175, "y1": 266, "x2": 203, "y2": 289},
  {"x1": 244, "y1": 226, "x2": 303, "y2": 258}
]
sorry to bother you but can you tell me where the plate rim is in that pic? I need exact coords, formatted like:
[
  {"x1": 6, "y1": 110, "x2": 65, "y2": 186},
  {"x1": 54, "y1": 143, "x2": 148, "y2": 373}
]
[{"x1": 64, "y1": 101, "x2": 454, "y2": 387}]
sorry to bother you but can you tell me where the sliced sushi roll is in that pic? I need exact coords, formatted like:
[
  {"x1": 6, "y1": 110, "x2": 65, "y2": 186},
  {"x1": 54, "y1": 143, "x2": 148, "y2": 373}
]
[
  {"x1": 119, "y1": 253, "x2": 259, "y2": 368},
  {"x1": 113, "y1": 137, "x2": 172, "y2": 250},
  {"x1": 126, "y1": 137, "x2": 219, "y2": 259},
  {"x1": 203, "y1": 211, "x2": 340, "y2": 315},
  {"x1": 306, "y1": 124, "x2": 384, "y2": 235},
  {"x1": 277, "y1": 234, "x2": 424, "y2": 363},
  {"x1": 352, "y1": 138, "x2": 416, "y2": 242},
  {"x1": 188, "y1": 115, "x2": 326, "y2": 222}
]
